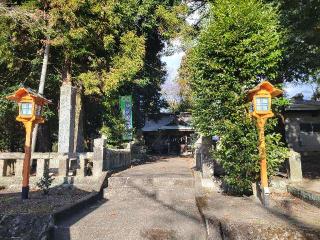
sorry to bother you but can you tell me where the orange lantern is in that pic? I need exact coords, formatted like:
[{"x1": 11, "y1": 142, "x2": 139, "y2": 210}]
[
  {"x1": 247, "y1": 81, "x2": 282, "y2": 207},
  {"x1": 6, "y1": 87, "x2": 50, "y2": 199}
]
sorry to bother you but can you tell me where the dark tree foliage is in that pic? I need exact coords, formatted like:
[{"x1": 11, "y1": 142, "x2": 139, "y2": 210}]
[
  {"x1": 269, "y1": 0, "x2": 320, "y2": 82},
  {"x1": 188, "y1": 0, "x2": 288, "y2": 194},
  {"x1": 0, "y1": 0, "x2": 187, "y2": 150}
]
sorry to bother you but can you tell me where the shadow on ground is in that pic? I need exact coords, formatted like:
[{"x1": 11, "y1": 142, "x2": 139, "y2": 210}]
[{"x1": 0, "y1": 182, "x2": 106, "y2": 240}]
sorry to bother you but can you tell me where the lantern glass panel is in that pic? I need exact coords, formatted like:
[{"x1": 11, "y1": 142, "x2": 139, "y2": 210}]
[
  {"x1": 20, "y1": 102, "x2": 33, "y2": 115},
  {"x1": 255, "y1": 97, "x2": 269, "y2": 111}
]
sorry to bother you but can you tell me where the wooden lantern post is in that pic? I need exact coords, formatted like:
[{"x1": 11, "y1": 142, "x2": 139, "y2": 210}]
[
  {"x1": 6, "y1": 87, "x2": 50, "y2": 199},
  {"x1": 248, "y1": 81, "x2": 282, "y2": 207}
]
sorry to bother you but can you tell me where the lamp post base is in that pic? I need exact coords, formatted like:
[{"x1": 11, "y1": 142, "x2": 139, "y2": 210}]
[
  {"x1": 21, "y1": 186, "x2": 29, "y2": 199},
  {"x1": 262, "y1": 187, "x2": 270, "y2": 208}
]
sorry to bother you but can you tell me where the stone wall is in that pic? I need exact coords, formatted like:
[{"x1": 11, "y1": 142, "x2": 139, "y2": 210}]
[
  {"x1": 0, "y1": 138, "x2": 134, "y2": 240},
  {"x1": 285, "y1": 111, "x2": 320, "y2": 152},
  {"x1": 92, "y1": 138, "x2": 132, "y2": 173}
]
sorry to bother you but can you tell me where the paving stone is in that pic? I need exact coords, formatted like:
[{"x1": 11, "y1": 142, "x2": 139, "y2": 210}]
[{"x1": 53, "y1": 156, "x2": 207, "y2": 240}]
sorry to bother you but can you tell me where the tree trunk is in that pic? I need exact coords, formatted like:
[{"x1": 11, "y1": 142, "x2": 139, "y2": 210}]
[
  {"x1": 31, "y1": 41, "x2": 50, "y2": 153},
  {"x1": 62, "y1": 57, "x2": 72, "y2": 84}
]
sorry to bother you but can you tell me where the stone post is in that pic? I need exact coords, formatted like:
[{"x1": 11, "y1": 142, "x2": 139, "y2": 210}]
[
  {"x1": 5, "y1": 160, "x2": 12, "y2": 176},
  {"x1": 0, "y1": 159, "x2": 4, "y2": 177},
  {"x1": 103, "y1": 150, "x2": 110, "y2": 170},
  {"x1": 288, "y1": 149, "x2": 303, "y2": 182},
  {"x1": 199, "y1": 136, "x2": 214, "y2": 179},
  {"x1": 58, "y1": 83, "x2": 76, "y2": 153},
  {"x1": 194, "y1": 136, "x2": 216, "y2": 190},
  {"x1": 15, "y1": 159, "x2": 24, "y2": 178},
  {"x1": 127, "y1": 142, "x2": 132, "y2": 165},
  {"x1": 36, "y1": 158, "x2": 49, "y2": 178},
  {"x1": 92, "y1": 138, "x2": 106, "y2": 177},
  {"x1": 78, "y1": 155, "x2": 86, "y2": 177},
  {"x1": 194, "y1": 138, "x2": 202, "y2": 170},
  {"x1": 58, "y1": 155, "x2": 69, "y2": 177},
  {"x1": 127, "y1": 150, "x2": 131, "y2": 167}
]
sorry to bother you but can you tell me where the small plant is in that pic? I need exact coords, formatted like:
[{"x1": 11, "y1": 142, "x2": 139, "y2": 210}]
[{"x1": 36, "y1": 168, "x2": 54, "y2": 195}]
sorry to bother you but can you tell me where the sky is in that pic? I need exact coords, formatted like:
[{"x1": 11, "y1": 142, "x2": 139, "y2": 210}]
[
  {"x1": 161, "y1": 48, "x2": 185, "y2": 103},
  {"x1": 160, "y1": 2, "x2": 317, "y2": 103},
  {"x1": 161, "y1": 49, "x2": 317, "y2": 102}
]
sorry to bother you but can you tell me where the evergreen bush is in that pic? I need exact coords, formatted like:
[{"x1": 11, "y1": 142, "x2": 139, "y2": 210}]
[
  {"x1": 188, "y1": 0, "x2": 288, "y2": 195},
  {"x1": 36, "y1": 168, "x2": 54, "y2": 195}
]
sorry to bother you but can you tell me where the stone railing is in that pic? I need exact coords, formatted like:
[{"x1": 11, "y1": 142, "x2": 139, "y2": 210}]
[
  {"x1": 0, "y1": 152, "x2": 93, "y2": 179},
  {"x1": 94, "y1": 138, "x2": 131, "y2": 174},
  {"x1": 0, "y1": 138, "x2": 133, "y2": 181}
]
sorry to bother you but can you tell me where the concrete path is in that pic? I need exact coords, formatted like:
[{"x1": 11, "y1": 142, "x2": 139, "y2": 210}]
[{"x1": 53, "y1": 156, "x2": 207, "y2": 240}]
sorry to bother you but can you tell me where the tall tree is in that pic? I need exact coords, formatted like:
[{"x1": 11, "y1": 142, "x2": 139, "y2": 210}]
[
  {"x1": 270, "y1": 0, "x2": 320, "y2": 82},
  {"x1": 188, "y1": 0, "x2": 288, "y2": 194},
  {"x1": 0, "y1": 0, "x2": 188, "y2": 150},
  {"x1": 0, "y1": 2, "x2": 50, "y2": 151}
]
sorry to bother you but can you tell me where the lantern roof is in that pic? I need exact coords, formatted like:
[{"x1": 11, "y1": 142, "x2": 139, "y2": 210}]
[
  {"x1": 247, "y1": 81, "x2": 282, "y2": 101},
  {"x1": 6, "y1": 87, "x2": 51, "y2": 104}
]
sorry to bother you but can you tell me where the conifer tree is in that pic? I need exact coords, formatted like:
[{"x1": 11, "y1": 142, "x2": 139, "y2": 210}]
[
  {"x1": 0, "y1": 0, "x2": 188, "y2": 149},
  {"x1": 189, "y1": 0, "x2": 288, "y2": 194}
]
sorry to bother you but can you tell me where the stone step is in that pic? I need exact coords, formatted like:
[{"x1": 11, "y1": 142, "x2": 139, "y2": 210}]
[
  {"x1": 104, "y1": 186, "x2": 196, "y2": 203},
  {"x1": 53, "y1": 226, "x2": 116, "y2": 240},
  {"x1": 288, "y1": 185, "x2": 320, "y2": 208},
  {"x1": 107, "y1": 176, "x2": 194, "y2": 189},
  {"x1": 53, "y1": 189, "x2": 206, "y2": 240}
]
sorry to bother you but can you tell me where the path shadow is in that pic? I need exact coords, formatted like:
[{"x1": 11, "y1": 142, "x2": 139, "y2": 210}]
[
  {"x1": 0, "y1": 182, "x2": 106, "y2": 240},
  {"x1": 125, "y1": 181, "x2": 204, "y2": 226},
  {"x1": 48, "y1": 156, "x2": 199, "y2": 239}
]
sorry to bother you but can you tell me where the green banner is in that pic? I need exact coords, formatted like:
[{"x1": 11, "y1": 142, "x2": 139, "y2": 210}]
[{"x1": 120, "y1": 95, "x2": 133, "y2": 140}]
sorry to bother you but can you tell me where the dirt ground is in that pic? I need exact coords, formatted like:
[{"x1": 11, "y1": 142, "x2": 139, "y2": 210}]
[
  {"x1": 0, "y1": 186, "x2": 90, "y2": 215},
  {"x1": 270, "y1": 192, "x2": 320, "y2": 229}
]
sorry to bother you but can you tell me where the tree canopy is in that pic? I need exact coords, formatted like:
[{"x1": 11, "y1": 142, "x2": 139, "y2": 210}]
[
  {"x1": 0, "y1": 0, "x2": 188, "y2": 150},
  {"x1": 271, "y1": 0, "x2": 320, "y2": 82},
  {"x1": 187, "y1": 0, "x2": 288, "y2": 194}
]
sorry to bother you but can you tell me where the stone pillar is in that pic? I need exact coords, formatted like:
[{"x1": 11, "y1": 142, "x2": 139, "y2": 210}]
[
  {"x1": 58, "y1": 83, "x2": 76, "y2": 153},
  {"x1": 92, "y1": 138, "x2": 106, "y2": 177},
  {"x1": 127, "y1": 151, "x2": 131, "y2": 167},
  {"x1": 194, "y1": 136, "x2": 217, "y2": 190},
  {"x1": 198, "y1": 136, "x2": 214, "y2": 179},
  {"x1": 15, "y1": 159, "x2": 24, "y2": 178},
  {"x1": 5, "y1": 160, "x2": 12, "y2": 176},
  {"x1": 0, "y1": 160, "x2": 4, "y2": 177},
  {"x1": 36, "y1": 158, "x2": 49, "y2": 178},
  {"x1": 288, "y1": 149, "x2": 303, "y2": 182},
  {"x1": 126, "y1": 142, "x2": 132, "y2": 166},
  {"x1": 104, "y1": 150, "x2": 112, "y2": 170},
  {"x1": 78, "y1": 155, "x2": 86, "y2": 177},
  {"x1": 194, "y1": 138, "x2": 202, "y2": 170},
  {"x1": 58, "y1": 155, "x2": 69, "y2": 176}
]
